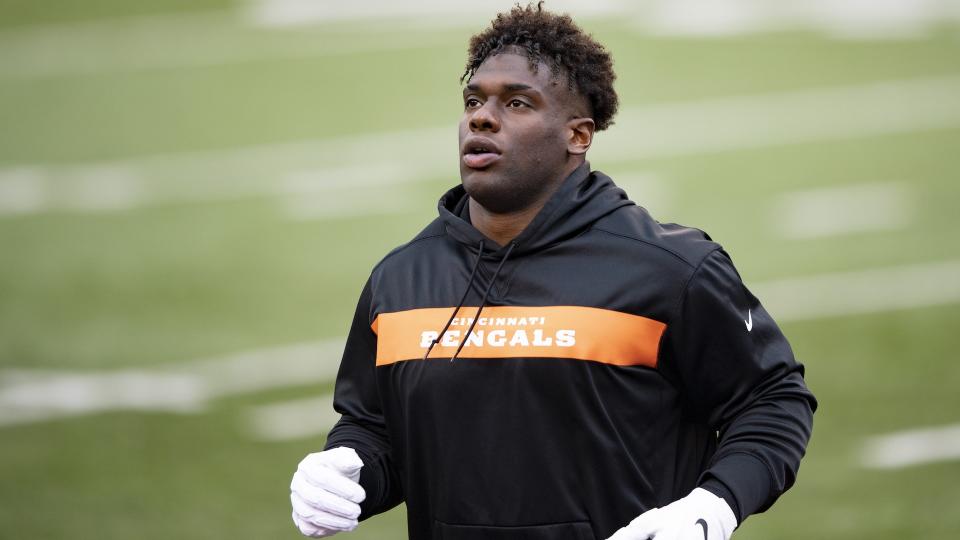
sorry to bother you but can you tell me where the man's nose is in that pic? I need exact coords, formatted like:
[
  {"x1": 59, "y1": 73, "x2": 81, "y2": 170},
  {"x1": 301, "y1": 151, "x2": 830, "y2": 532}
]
[{"x1": 469, "y1": 103, "x2": 500, "y2": 132}]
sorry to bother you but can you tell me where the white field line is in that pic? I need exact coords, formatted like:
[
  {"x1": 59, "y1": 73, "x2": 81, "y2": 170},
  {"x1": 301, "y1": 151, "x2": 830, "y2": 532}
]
[
  {"x1": 599, "y1": 76, "x2": 960, "y2": 161},
  {"x1": 242, "y1": 258, "x2": 960, "y2": 441},
  {"x1": 282, "y1": 190, "x2": 426, "y2": 221},
  {"x1": 862, "y1": 424, "x2": 960, "y2": 469},
  {"x1": 247, "y1": 0, "x2": 627, "y2": 28},
  {"x1": 0, "y1": 10, "x2": 461, "y2": 81},
  {"x1": 253, "y1": 0, "x2": 960, "y2": 38},
  {"x1": 245, "y1": 394, "x2": 339, "y2": 441},
  {"x1": 0, "y1": 9, "x2": 234, "y2": 38},
  {"x1": 603, "y1": 172, "x2": 671, "y2": 215},
  {"x1": 1, "y1": 1, "x2": 957, "y2": 81},
  {"x1": 632, "y1": 0, "x2": 960, "y2": 39},
  {"x1": 173, "y1": 339, "x2": 344, "y2": 397},
  {"x1": 755, "y1": 260, "x2": 960, "y2": 322},
  {"x1": 2, "y1": 260, "x2": 960, "y2": 430},
  {"x1": 773, "y1": 182, "x2": 912, "y2": 239},
  {"x1": 2, "y1": 76, "x2": 959, "y2": 219},
  {"x1": 0, "y1": 0, "x2": 955, "y2": 55},
  {"x1": 0, "y1": 339, "x2": 344, "y2": 427},
  {"x1": 279, "y1": 164, "x2": 429, "y2": 220},
  {"x1": 0, "y1": 371, "x2": 206, "y2": 425}
]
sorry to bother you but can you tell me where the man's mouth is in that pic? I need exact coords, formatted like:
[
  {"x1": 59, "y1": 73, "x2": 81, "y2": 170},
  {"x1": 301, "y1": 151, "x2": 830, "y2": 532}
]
[{"x1": 462, "y1": 138, "x2": 502, "y2": 170}]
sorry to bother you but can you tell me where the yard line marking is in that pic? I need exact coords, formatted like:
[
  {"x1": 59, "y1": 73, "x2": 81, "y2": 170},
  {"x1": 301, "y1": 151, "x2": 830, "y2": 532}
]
[
  {"x1": 0, "y1": 10, "x2": 460, "y2": 80},
  {"x1": 604, "y1": 172, "x2": 672, "y2": 215},
  {"x1": 0, "y1": 370, "x2": 206, "y2": 426},
  {"x1": 861, "y1": 424, "x2": 960, "y2": 469},
  {"x1": 282, "y1": 189, "x2": 426, "y2": 220},
  {"x1": 247, "y1": 0, "x2": 626, "y2": 28},
  {"x1": 245, "y1": 394, "x2": 339, "y2": 441},
  {"x1": 251, "y1": 0, "x2": 960, "y2": 38},
  {"x1": 1, "y1": 259, "x2": 960, "y2": 428},
  {"x1": 0, "y1": 10, "x2": 235, "y2": 37},
  {"x1": 2, "y1": 76, "x2": 958, "y2": 218},
  {"x1": 755, "y1": 260, "x2": 960, "y2": 322},
  {"x1": 632, "y1": 0, "x2": 960, "y2": 38},
  {"x1": 279, "y1": 163, "x2": 429, "y2": 220},
  {"x1": 596, "y1": 76, "x2": 960, "y2": 162},
  {"x1": 176, "y1": 339, "x2": 344, "y2": 397},
  {"x1": 0, "y1": 168, "x2": 45, "y2": 215},
  {"x1": 1, "y1": 1, "x2": 956, "y2": 81},
  {"x1": 774, "y1": 182, "x2": 912, "y2": 239},
  {"x1": 0, "y1": 339, "x2": 344, "y2": 427},
  {"x1": 1, "y1": 0, "x2": 954, "y2": 45},
  {"x1": 0, "y1": 32, "x2": 458, "y2": 81}
]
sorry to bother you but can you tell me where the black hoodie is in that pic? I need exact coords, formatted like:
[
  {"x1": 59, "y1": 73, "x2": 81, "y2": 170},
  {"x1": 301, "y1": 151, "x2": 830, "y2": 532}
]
[{"x1": 324, "y1": 162, "x2": 816, "y2": 540}]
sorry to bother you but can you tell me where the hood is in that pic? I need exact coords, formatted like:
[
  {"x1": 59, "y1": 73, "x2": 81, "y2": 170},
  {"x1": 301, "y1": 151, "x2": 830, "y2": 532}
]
[{"x1": 438, "y1": 161, "x2": 632, "y2": 257}]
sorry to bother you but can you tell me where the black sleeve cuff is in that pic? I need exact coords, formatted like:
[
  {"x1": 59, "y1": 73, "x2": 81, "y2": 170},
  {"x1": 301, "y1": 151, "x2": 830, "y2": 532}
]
[
  {"x1": 355, "y1": 449, "x2": 386, "y2": 520},
  {"x1": 698, "y1": 477, "x2": 742, "y2": 525},
  {"x1": 326, "y1": 445, "x2": 403, "y2": 520},
  {"x1": 699, "y1": 452, "x2": 775, "y2": 524}
]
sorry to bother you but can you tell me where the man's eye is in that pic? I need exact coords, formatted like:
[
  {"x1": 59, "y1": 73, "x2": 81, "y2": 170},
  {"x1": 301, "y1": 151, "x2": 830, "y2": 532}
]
[
  {"x1": 465, "y1": 98, "x2": 481, "y2": 108},
  {"x1": 507, "y1": 99, "x2": 528, "y2": 108}
]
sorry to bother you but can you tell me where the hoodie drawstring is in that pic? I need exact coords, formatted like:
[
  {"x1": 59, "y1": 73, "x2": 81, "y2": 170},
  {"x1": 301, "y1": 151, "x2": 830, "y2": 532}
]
[
  {"x1": 422, "y1": 240, "x2": 517, "y2": 362},
  {"x1": 450, "y1": 241, "x2": 517, "y2": 362},
  {"x1": 423, "y1": 240, "x2": 485, "y2": 360}
]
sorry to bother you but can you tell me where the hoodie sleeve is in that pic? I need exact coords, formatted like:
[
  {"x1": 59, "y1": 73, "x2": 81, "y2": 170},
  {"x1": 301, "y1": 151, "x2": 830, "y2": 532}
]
[
  {"x1": 323, "y1": 277, "x2": 404, "y2": 519},
  {"x1": 663, "y1": 249, "x2": 817, "y2": 523}
]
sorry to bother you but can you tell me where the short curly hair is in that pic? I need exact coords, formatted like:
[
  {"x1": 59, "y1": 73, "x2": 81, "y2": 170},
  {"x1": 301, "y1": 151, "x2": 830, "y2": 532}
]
[{"x1": 461, "y1": 2, "x2": 619, "y2": 130}]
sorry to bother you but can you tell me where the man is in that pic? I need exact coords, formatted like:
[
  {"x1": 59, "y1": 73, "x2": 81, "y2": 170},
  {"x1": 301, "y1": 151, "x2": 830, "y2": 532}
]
[{"x1": 290, "y1": 4, "x2": 816, "y2": 540}]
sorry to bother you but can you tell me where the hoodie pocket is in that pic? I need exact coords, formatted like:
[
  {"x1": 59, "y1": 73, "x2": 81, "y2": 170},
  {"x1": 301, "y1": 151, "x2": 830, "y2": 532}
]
[{"x1": 434, "y1": 520, "x2": 596, "y2": 540}]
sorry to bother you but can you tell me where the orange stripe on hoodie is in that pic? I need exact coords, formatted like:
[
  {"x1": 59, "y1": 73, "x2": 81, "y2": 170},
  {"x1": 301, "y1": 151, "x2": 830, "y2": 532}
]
[{"x1": 371, "y1": 305, "x2": 666, "y2": 367}]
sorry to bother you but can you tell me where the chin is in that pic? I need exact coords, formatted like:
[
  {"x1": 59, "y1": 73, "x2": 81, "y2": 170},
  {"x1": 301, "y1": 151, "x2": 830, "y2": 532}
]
[
  {"x1": 460, "y1": 166, "x2": 494, "y2": 195},
  {"x1": 462, "y1": 170, "x2": 536, "y2": 215}
]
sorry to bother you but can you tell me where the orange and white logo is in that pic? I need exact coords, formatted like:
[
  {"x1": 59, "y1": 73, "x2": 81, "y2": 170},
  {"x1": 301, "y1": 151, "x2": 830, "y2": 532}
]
[{"x1": 371, "y1": 305, "x2": 666, "y2": 367}]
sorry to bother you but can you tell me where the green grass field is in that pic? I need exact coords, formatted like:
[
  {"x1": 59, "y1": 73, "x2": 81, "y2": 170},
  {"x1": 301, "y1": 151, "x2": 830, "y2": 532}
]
[{"x1": 2, "y1": 1, "x2": 959, "y2": 539}]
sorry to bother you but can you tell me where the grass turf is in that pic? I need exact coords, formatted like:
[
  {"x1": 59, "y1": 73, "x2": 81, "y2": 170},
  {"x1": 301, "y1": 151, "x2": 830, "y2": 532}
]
[{"x1": 1, "y1": 2, "x2": 958, "y2": 538}]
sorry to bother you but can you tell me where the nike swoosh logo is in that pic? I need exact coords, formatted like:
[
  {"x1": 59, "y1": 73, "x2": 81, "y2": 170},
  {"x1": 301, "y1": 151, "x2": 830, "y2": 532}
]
[
  {"x1": 744, "y1": 309, "x2": 753, "y2": 332},
  {"x1": 696, "y1": 518, "x2": 708, "y2": 540}
]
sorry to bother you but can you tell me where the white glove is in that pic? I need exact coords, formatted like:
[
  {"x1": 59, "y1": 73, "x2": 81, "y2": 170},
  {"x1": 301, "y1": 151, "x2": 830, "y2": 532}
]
[
  {"x1": 606, "y1": 488, "x2": 737, "y2": 540},
  {"x1": 290, "y1": 446, "x2": 367, "y2": 538}
]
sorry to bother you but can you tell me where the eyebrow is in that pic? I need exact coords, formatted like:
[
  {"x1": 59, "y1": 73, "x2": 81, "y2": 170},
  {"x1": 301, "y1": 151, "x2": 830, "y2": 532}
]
[{"x1": 463, "y1": 83, "x2": 537, "y2": 94}]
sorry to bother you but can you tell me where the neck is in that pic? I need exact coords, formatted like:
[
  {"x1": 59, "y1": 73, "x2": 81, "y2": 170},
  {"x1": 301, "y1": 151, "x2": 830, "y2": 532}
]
[
  {"x1": 468, "y1": 198, "x2": 543, "y2": 248},
  {"x1": 467, "y1": 158, "x2": 583, "y2": 248}
]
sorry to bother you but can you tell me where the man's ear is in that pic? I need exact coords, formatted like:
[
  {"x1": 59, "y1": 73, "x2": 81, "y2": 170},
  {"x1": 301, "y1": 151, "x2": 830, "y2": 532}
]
[{"x1": 566, "y1": 117, "x2": 595, "y2": 155}]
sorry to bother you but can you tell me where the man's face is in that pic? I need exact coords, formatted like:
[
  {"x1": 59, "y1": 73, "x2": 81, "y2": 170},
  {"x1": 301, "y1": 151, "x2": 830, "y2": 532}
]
[{"x1": 458, "y1": 52, "x2": 575, "y2": 214}]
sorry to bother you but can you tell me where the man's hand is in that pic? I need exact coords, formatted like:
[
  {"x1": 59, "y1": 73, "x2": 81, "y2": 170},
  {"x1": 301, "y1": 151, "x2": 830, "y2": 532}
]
[
  {"x1": 290, "y1": 447, "x2": 367, "y2": 538},
  {"x1": 606, "y1": 488, "x2": 737, "y2": 540}
]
